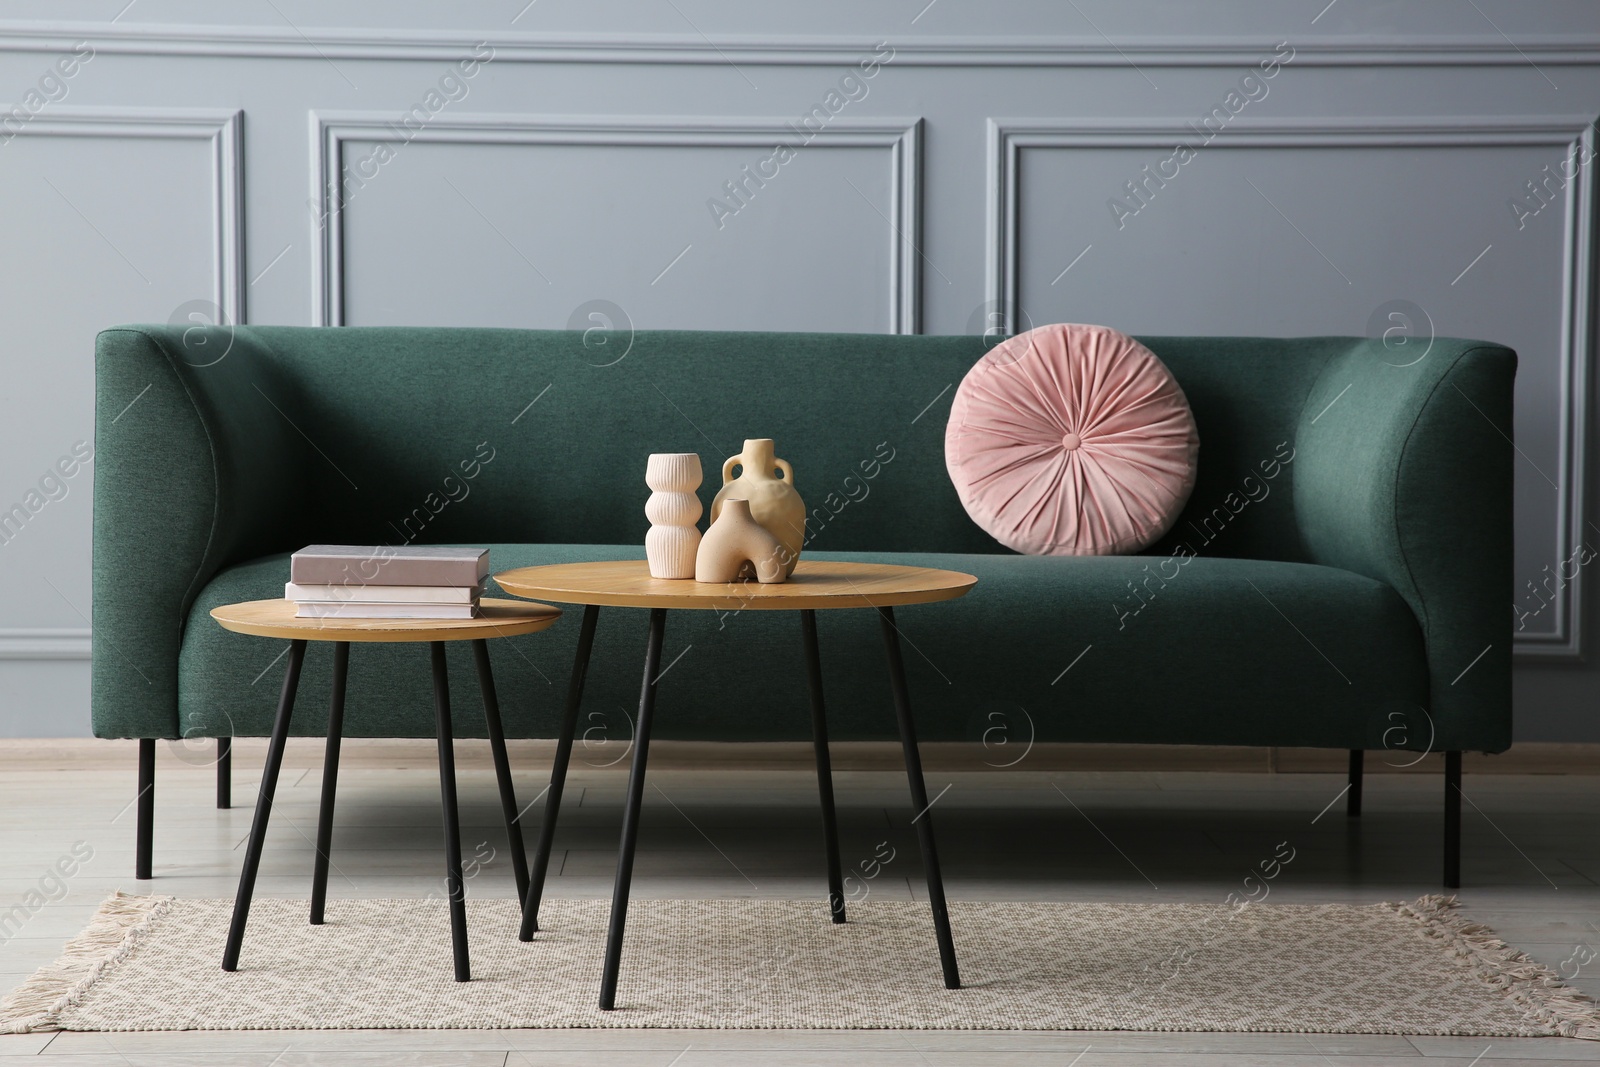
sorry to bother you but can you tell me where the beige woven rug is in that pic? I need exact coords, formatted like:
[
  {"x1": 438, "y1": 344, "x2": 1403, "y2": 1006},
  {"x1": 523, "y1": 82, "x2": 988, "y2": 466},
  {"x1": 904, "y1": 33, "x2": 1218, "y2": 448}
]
[{"x1": 3, "y1": 893, "x2": 1597, "y2": 1035}]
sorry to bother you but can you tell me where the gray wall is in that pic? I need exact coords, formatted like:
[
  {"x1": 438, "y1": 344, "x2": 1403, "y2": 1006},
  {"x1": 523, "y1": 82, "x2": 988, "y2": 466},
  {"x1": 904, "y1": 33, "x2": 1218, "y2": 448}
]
[{"x1": 0, "y1": 1, "x2": 1597, "y2": 739}]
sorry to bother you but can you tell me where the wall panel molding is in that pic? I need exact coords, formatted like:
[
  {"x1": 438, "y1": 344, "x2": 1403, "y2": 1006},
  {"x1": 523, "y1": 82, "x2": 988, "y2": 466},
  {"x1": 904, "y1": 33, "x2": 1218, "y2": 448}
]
[
  {"x1": 0, "y1": 107, "x2": 246, "y2": 322},
  {"x1": 7, "y1": 23, "x2": 1600, "y2": 66},
  {"x1": 312, "y1": 112, "x2": 921, "y2": 332},
  {"x1": 985, "y1": 116, "x2": 1596, "y2": 659},
  {"x1": 0, "y1": 106, "x2": 244, "y2": 662},
  {"x1": 0, "y1": 628, "x2": 91, "y2": 659}
]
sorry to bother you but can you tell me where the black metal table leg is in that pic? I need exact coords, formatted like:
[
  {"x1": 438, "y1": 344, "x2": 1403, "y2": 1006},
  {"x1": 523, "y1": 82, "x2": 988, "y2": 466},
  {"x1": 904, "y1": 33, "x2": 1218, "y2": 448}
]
[
  {"x1": 1347, "y1": 749, "x2": 1363, "y2": 818},
  {"x1": 598, "y1": 607, "x2": 666, "y2": 1011},
  {"x1": 310, "y1": 641, "x2": 350, "y2": 925},
  {"x1": 430, "y1": 641, "x2": 471, "y2": 982},
  {"x1": 474, "y1": 639, "x2": 529, "y2": 903},
  {"x1": 877, "y1": 606, "x2": 960, "y2": 990},
  {"x1": 217, "y1": 737, "x2": 232, "y2": 809},
  {"x1": 522, "y1": 604, "x2": 600, "y2": 939},
  {"x1": 800, "y1": 610, "x2": 845, "y2": 923},
  {"x1": 223, "y1": 639, "x2": 307, "y2": 971},
  {"x1": 1444, "y1": 750, "x2": 1462, "y2": 889},
  {"x1": 136, "y1": 739, "x2": 154, "y2": 880}
]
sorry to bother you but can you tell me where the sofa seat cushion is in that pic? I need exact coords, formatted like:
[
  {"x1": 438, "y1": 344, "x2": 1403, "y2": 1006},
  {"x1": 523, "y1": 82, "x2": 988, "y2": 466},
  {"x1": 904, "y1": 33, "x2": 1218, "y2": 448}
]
[{"x1": 179, "y1": 545, "x2": 1427, "y2": 750}]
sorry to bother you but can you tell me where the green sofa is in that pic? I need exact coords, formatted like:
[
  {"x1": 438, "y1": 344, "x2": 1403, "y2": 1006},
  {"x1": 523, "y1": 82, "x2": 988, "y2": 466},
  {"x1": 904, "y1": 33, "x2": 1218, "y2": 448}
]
[{"x1": 92, "y1": 325, "x2": 1515, "y2": 886}]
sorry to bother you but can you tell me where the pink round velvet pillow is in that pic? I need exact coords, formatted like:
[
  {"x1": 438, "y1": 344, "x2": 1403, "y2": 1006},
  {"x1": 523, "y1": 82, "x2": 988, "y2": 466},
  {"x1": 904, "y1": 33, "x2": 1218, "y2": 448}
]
[{"x1": 945, "y1": 323, "x2": 1199, "y2": 556}]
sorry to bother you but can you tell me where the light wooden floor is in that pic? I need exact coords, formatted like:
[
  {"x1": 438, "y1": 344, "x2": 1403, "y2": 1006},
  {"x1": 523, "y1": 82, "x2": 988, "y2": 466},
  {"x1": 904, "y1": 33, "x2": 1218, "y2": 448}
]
[{"x1": 2, "y1": 741, "x2": 1599, "y2": 1065}]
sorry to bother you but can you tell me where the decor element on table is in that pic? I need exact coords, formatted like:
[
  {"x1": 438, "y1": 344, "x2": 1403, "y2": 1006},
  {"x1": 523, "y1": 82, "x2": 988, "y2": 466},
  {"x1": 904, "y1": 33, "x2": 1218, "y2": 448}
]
[
  {"x1": 287, "y1": 545, "x2": 489, "y2": 619},
  {"x1": 644, "y1": 453, "x2": 703, "y2": 579},
  {"x1": 710, "y1": 438, "x2": 804, "y2": 577},
  {"x1": 695, "y1": 499, "x2": 786, "y2": 583},
  {"x1": 945, "y1": 323, "x2": 1199, "y2": 556}
]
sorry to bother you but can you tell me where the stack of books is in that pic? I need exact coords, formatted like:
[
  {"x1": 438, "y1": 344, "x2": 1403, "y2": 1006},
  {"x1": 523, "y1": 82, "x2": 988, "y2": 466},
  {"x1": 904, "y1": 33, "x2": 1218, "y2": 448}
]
[{"x1": 287, "y1": 545, "x2": 490, "y2": 619}]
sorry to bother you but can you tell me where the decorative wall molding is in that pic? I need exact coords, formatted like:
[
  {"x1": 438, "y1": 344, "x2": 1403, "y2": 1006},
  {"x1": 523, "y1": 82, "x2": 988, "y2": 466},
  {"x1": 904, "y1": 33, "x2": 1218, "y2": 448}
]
[
  {"x1": 0, "y1": 628, "x2": 91, "y2": 659},
  {"x1": 985, "y1": 116, "x2": 1596, "y2": 659},
  {"x1": 0, "y1": 106, "x2": 244, "y2": 662},
  {"x1": 0, "y1": 106, "x2": 245, "y2": 322},
  {"x1": 311, "y1": 112, "x2": 921, "y2": 332},
  {"x1": 7, "y1": 22, "x2": 1600, "y2": 66}
]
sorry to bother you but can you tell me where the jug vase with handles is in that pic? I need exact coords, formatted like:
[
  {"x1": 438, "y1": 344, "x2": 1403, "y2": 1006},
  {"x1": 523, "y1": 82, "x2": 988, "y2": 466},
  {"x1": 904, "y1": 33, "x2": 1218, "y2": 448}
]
[{"x1": 709, "y1": 438, "x2": 805, "y2": 577}]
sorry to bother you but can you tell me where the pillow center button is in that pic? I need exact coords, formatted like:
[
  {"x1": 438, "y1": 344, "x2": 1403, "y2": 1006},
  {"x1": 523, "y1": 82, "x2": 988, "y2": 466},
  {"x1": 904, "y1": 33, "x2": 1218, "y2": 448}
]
[{"x1": 1060, "y1": 431, "x2": 1082, "y2": 451}]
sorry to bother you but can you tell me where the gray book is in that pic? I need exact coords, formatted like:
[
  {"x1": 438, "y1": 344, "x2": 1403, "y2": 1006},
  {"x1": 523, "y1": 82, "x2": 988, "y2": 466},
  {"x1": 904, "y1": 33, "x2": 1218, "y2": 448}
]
[{"x1": 289, "y1": 545, "x2": 489, "y2": 588}]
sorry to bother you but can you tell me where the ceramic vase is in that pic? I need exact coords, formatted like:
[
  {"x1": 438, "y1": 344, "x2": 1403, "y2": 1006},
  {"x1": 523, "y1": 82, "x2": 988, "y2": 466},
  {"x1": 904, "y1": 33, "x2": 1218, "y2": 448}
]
[
  {"x1": 709, "y1": 438, "x2": 805, "y2": 577},
  {"x1": 695, "y1": 498, "x2": 786, "y2": 583},
  {"x1": 644, "y1": 452, "x2": 702, "y2": 579}
]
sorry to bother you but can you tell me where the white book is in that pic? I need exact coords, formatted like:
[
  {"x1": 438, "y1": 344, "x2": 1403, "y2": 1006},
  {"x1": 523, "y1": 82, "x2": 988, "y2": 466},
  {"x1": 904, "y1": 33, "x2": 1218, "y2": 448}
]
[
  {"x1": 294, "y1": 603, "x2": 478, "y2": 620},
  {"x1": 285, "y1": 581, "x2": 482, "y2": 605}
]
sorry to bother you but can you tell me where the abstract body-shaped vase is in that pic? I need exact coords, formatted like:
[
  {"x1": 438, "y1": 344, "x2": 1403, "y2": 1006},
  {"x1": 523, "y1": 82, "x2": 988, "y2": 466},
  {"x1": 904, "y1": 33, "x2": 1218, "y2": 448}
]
[
  {"x1": 644, "y1": 452, "x2": 702, "y2": 579},
  {"x1": 709, "y1": 438, "x2": 805, "y2": 577},
  {"x1": 695, "y1": 498, "x2": 786, "y2": 584}
]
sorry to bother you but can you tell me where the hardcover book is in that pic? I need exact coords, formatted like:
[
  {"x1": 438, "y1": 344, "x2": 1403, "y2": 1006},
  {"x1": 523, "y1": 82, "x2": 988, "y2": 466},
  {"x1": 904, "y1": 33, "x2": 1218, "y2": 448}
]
[
  {"x1": 289, "y1": 545, "x2": 489, "y2": 588},
  {"x1": 293, "y1": 602, "x2": 479, "y2": 620},
  {"x1": 284, "y1": 581, "x2": 483, "y2": 605}
]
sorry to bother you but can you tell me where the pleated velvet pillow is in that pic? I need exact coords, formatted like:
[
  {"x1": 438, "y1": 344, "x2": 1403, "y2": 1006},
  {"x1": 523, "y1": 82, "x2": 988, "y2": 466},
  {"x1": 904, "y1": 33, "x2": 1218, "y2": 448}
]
[{"x1": 945, "y1": 323, "x2": 1199, "y2": 556}]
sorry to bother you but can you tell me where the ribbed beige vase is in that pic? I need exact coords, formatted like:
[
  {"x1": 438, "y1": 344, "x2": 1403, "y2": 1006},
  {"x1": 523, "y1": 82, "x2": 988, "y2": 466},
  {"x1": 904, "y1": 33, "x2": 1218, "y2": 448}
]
[
  {"x1": 644, "y1": 452, "x2": 702, "y2": 579},
  {"x1": 695, "y1": 498, "x2": 786, "y2": 583},
  {"x1": 709, "y1": 438, "x2": 805, "y2": 577}
]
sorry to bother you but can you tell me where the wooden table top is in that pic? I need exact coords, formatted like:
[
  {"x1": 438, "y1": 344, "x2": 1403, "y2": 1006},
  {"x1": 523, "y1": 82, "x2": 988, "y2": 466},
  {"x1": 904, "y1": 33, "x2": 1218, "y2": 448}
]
[
  {"x1": 493, "y1": 560, "x2": 977, "y2": 611},
  {"x1": 210, "y1": 597, "x2": 562, "y2": 642}
]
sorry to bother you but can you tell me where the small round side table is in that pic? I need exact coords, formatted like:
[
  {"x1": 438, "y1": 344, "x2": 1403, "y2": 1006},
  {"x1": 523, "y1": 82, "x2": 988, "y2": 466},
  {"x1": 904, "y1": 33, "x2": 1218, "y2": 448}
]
[
  {"x1": 493, "y1": 559, "x2": 976, "y2": 1010},
  {"x1": 209, "y1": 597, "x2": 561, "y2": 982}
]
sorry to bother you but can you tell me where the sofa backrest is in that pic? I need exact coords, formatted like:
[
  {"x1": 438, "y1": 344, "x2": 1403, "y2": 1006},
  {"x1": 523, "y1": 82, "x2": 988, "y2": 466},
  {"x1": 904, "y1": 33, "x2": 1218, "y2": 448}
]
[
  {"x1": 228, "y1": 327, "x2": 1337, "y2": 563},
  {"x1": 153, "y1": 326, "x2": 1348, "y2": 563}
]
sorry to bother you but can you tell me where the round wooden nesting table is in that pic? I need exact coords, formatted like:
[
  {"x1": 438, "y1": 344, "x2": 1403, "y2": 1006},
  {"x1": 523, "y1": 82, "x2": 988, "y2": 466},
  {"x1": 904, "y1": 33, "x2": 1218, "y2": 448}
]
[
  {"x1": 493, "y1": 560, "x2": 977, "y2": 1009},
  {"x1": 210, "y1": 597, "x2": 561, "y2": 983},
  {"x1": 496, "y1": 558, "x2": 976, "y2": 611}
]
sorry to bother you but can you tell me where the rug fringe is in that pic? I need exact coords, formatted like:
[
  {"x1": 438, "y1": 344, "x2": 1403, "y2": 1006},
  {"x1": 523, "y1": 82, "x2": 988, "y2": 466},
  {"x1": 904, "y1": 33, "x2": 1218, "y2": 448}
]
[
  {"x1": 1389, "y1": 895, "x2": 1600, "y2": 1041},
  {"x1": 0, "y1": 891, "x2": 173, "y2": 1034}
]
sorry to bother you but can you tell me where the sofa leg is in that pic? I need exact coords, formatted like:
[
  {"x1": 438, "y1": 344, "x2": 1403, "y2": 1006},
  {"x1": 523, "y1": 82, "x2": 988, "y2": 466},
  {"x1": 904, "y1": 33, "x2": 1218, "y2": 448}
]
[
  {"x1": 1444, "y1": 750, "x2": 1462, "y2": 889},
  {"x1": 136, "y1": 739, "x2": 155, "y2": 880},
  {"x1": 1347, "y1": 749, "x2": 1363, "y2": 817},
  {"x1": 217, "y1": 737, "x2": 232, "y2": 809}
]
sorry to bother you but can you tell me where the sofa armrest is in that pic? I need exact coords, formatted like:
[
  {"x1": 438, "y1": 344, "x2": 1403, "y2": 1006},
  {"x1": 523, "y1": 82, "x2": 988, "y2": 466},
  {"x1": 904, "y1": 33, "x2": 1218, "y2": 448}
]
[
  {"x1": 92, "y1": 325, "x2": 307, "y2": 739},
  {"x1": 1292, "y1": 337, "x2": 1516, "y2": 751}
]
